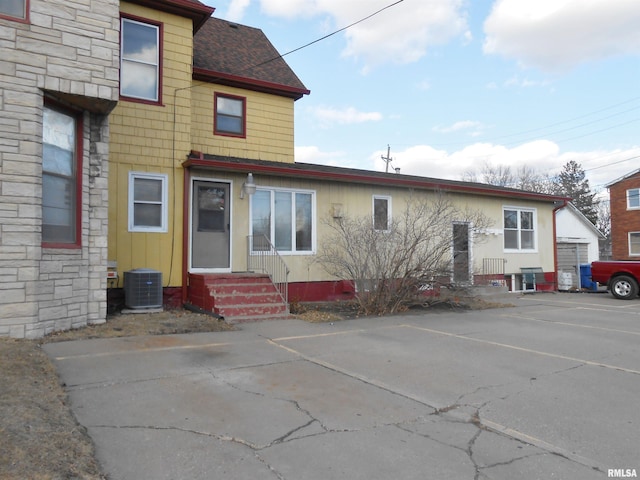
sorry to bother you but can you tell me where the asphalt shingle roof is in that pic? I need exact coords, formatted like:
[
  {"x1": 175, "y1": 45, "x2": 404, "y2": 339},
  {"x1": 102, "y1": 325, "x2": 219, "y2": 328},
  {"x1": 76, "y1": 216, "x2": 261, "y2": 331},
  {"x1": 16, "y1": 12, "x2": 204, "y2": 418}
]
[{"x1": 194, "y1": 17, "x2": 309, "y2": 99}]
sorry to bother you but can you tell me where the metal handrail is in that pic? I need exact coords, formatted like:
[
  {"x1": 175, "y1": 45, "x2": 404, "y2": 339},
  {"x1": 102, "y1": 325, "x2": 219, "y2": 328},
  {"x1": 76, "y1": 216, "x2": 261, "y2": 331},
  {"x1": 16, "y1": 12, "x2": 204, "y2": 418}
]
[{"x1": 247, "y1": 234, "x2": 290, "y2": 304}]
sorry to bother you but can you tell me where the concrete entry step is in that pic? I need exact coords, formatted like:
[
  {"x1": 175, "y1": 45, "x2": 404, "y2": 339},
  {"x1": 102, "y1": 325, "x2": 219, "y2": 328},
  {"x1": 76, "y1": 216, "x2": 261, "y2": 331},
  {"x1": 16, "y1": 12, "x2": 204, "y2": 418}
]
[{"x1": 187, "y1": 273, "x2": 289, "y2": 322}]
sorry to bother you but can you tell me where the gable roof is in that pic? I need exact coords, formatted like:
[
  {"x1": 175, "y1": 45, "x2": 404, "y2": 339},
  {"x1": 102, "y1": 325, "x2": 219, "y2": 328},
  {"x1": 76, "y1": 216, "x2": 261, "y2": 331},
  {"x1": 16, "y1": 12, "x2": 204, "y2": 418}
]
[
  {"x1": 193, "y1": 17, "x2": 310, "y2": 100},
  {"x1": 126, "y1": 0, "x2": 214, "y2": 32},
  {"x1": 557, "y1": 202, "x2": 605, "y2": 239},
  {"x1": 606, "y1": 168, "x2": 640, "y2": 188},
  {"x1": 185, "y1": 152, "x2": 571, "y2": 204}
]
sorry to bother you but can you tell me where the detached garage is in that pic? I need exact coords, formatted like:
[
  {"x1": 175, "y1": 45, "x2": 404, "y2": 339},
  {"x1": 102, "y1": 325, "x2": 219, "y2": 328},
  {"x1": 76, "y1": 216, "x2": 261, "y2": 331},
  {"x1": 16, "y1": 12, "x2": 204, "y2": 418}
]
[{"x1": 556, "y1": 203, "x2": 605, "y2": 290}]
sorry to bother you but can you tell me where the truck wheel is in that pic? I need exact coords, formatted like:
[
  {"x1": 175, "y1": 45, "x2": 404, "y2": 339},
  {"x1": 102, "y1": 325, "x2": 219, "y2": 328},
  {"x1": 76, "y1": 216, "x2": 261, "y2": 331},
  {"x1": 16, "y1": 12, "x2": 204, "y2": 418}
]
[{"x1": 610, "y1": 275, "x2": 639, "y2": 300}]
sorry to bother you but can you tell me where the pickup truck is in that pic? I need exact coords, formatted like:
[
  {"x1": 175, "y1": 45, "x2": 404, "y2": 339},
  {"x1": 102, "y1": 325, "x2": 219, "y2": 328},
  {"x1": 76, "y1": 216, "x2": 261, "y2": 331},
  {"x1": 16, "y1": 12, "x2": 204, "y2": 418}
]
[{"x1": 590, "y1": 261, "x2": 640, "y2": 300}]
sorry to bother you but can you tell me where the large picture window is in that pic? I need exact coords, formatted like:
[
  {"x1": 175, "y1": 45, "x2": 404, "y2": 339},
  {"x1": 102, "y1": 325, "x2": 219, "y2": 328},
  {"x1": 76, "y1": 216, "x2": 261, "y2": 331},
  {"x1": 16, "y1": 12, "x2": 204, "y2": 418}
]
[
  {"x1": 627, "y1": 188, "x2": 640, "y2": 209},
  {"x1": 630, "y1": 232, "x2": 640, "y2": 256},
  {"x1": 128, "y1": 172, "x2": 168, "y2": 232},
  {"x1": 42, "y1": 105, "x2": 81, "y2": 246},
  {"x1": 503, "y1": 207, "x2": 536, "y2": 251},
  {"x1": 120, "y1": 16, "x2": 161, "y2": 102},
  {"x1": 251, "y1": 188, "x2": 314, "y2": 254},
  {"x1": 0, "y1": 0, "x2": 27, "y2": 21},
  {"x1": 214, "y1": 93, "x2": 245, "y2": 137}
]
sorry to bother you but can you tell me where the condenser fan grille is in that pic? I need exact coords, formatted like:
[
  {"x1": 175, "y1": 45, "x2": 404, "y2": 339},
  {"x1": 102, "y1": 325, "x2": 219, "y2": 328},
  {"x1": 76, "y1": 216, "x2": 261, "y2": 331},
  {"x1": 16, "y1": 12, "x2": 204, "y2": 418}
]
[{"x1": 124, "y1": 269, "x2": 162, "y2": 309}]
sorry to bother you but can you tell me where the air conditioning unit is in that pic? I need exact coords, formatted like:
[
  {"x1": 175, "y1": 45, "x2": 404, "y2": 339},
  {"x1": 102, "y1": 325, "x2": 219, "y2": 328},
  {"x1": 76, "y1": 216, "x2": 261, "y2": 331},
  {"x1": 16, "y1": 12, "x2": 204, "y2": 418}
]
[{"x1": 124, "y1": 269, "x2": 162, "y2": 309}]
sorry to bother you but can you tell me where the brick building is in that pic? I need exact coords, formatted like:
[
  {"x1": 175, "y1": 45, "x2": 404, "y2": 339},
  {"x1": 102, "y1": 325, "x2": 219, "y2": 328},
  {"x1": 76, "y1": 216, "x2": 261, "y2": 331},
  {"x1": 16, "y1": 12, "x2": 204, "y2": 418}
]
[
  {"x1": 0, "y1": 0, "x2": 119, "y2": 337},
  {"x1": 607, "y1": 169, "x2": 640, "y2": 260}
]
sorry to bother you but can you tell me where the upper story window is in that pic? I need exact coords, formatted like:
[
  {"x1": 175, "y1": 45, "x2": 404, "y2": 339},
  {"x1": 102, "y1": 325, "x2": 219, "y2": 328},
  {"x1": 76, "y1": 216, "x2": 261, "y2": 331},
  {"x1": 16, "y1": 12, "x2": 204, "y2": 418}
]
[
  {"x1": 128, "y1": 172, "x2": 168, "y2": 232},
  {"x1": 120, "y1": 16, "x2": 161, "y2": 103},
  {"x1": 503, "y1": 207, "x2": 536, "y2": 251},
  {"x1": 42, "y1": 104, "x2": 82, "y2": 247},
  {"x1": 215, "y1": 93, "x2": 245, "y2": 137},
  {"x1": 251, "y1": 188, "x2": 314, "y2": 254},
  {"x1": 0, "y1": 0, "x2": 28, "y2": 22},
  {"x1": 627, "y1": 188, "x2": 640, "y2": 209},
  {"x1": 373, "y1": 195, "x2": 391, "y2": 231}
]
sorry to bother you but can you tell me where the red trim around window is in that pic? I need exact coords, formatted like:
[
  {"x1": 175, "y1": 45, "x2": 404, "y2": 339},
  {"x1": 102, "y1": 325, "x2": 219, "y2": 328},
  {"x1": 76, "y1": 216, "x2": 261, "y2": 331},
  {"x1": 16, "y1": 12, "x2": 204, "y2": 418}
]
[
  {"x1": 42, "y1": 100, "x2": 83, "y2": 249},
  {"x1": 214, "y1": 92, "x2": 246, "y2": 138},
  {"x1": 0, "y1": 0, "x2": 29, "y2": 23},
  {"x1": 119, "y1": 13, "x2": 164, "y2": 106}
]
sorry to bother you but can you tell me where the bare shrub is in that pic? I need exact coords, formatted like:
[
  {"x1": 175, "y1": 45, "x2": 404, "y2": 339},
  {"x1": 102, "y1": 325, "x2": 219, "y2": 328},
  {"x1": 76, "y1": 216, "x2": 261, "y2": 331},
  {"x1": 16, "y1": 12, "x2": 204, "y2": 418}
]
[{"x1": 316, "y1": 192, "x2": 492, "y2": 315}]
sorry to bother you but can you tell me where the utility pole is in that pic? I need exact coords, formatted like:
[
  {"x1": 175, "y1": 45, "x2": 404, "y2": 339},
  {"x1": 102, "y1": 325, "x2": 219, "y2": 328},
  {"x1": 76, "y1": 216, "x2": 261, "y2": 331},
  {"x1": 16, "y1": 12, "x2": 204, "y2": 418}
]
[{"x1": 381, "y1": 145, "x2": 392, "y2": 173}]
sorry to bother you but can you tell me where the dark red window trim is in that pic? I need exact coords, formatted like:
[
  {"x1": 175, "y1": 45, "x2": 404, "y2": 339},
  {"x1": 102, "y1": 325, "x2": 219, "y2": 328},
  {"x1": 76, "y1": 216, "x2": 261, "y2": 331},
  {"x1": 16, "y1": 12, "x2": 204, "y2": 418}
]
[
  {"x1": 0, "y1": 0, "x2": 29, "y2": 23},
  {"x1": 119, "y1": 13, "x2": 164, "y2": 106},
  {"x1": 214, "y1": 92, "x2": 246, "y2": 138},
  {"x1": 42, "y1": 100, "x2": 83, "y2": 249}
]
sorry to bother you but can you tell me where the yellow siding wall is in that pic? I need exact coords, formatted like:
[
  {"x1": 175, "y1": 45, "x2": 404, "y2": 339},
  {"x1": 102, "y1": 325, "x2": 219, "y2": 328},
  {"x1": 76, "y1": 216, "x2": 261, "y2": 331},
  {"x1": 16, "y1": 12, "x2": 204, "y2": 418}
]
[
  {"x1": 191, "y1": 84, "x2": 296, "y2": 163},
  {"x1": 211, "y1": 173, "x2": 558, "y2": 284},
  {"x1": 108, "y1": 3, "x2": 193, "y2": 286}
]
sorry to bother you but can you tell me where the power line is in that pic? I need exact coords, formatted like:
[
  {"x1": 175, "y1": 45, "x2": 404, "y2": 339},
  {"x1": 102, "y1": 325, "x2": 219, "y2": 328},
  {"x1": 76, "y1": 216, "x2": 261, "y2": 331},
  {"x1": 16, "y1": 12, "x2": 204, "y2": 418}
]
[{"x1": 249, "y1": 1, "x2": 405, "y2": 70}]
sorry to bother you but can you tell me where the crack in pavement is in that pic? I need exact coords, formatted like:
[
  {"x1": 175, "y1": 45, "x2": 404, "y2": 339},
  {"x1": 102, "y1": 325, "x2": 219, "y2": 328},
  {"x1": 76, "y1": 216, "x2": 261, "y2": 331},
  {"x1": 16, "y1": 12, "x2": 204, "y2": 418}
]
[{"x1": 264, "y1": 335, "x2": 608, "y2": 476}]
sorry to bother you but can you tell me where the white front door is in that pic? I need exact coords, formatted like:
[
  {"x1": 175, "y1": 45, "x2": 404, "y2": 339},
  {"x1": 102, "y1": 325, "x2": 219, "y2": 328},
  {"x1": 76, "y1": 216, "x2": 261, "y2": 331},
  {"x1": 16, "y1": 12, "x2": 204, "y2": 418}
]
[{"x1": 191, "y1": 180, "x2": 231, "y2": 270}]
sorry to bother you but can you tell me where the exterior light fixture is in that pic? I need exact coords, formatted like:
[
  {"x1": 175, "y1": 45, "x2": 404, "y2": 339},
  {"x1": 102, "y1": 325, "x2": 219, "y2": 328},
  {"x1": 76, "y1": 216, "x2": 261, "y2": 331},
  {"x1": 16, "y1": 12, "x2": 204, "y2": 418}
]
[{"x1": 240, "y1": 172, "x2": 256, "y2": 199}]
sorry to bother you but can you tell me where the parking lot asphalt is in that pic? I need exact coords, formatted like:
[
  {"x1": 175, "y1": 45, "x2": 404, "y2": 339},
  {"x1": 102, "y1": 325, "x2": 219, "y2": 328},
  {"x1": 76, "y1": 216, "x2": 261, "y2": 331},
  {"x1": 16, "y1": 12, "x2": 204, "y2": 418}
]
[{"x1": 44, "y1": 292, "x2": 640, "y2": 480}]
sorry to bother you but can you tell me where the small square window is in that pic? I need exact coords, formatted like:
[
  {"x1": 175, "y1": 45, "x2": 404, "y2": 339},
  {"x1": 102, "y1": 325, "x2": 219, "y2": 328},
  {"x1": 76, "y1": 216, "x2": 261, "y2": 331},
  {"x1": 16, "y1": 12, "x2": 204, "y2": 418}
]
[
  {"x1": 503, "y1": 207, "x2": 536, "y2": 251},
  {"x1": 215, "y1": 93, "x2": 245, "y2": 137},
  {"x1": 0, "y1": 0, "x2": 27, "y2": 21},
  {"x1": 627, "y1": 188, "x2": 640, "y2": 209},
  {"x1": 128, "y1": 172, "x2": 168, "y2": 232}
]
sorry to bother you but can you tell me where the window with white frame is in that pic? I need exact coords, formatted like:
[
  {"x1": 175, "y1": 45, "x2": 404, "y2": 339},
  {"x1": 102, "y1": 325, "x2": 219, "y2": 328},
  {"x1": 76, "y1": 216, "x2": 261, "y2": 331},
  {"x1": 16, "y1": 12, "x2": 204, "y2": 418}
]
[
  {"x1": 503, "y1": 207, "x2": 536, "y2": 251},
  {"x1": 42, "y1": 105, "x2": 81, "y2": 246},
  {"x1": 120, "y1": 17, "x2": 160, "y2": 102},
  {"x1": 251, "y1": 188, "x2": 314, "y2": 253},
  {"x1": 627, "y1": 188, "x2": 640, "y2": 209},
  {"x1": 373, "y1": 195, "x2": 391, "y2": 231},
  {"x1": 128, "y1": 172, "x2": 168, "y2": 232},
  {"x1": 214, "y1": 93, "x2": 245, "y2": 136},
  {"x1": 630, "y1": 232, "x2": 640, "y2": 256},
  {"x1": 0, "y1": 0, "x2": 27, "y2": 20}
]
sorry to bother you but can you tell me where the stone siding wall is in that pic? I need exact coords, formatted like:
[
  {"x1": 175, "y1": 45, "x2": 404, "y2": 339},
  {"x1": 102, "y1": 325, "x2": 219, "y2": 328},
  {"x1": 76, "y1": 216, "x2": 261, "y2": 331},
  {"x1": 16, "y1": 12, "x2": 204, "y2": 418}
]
[{"x1": 0, "y1": 0, "x2": 119, "y2": 337}]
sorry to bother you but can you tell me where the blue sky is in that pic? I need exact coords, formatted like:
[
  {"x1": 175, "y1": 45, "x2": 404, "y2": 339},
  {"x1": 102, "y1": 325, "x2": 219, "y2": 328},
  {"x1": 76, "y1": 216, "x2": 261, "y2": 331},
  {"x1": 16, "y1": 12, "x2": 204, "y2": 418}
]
[{"x1": 202, "y1": 0, "x2": 639, "y2": 195}]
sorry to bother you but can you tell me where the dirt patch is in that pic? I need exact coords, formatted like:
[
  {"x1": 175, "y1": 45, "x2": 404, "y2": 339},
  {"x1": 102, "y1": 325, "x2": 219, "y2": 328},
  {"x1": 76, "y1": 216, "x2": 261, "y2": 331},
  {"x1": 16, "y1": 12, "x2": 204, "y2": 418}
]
[
  {"x1": 1, "y1": 297, "x2": 511, "y2": 479},
  {"x1": 0, "y1": 309, "x2": 233, "y2": 480}
]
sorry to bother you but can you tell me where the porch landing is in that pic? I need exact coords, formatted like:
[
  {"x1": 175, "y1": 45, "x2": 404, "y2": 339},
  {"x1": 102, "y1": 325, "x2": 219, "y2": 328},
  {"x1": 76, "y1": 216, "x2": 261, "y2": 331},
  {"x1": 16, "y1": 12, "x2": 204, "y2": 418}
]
[{"x1": 187, "y1": 273, "x2": 290, "y2": 323}]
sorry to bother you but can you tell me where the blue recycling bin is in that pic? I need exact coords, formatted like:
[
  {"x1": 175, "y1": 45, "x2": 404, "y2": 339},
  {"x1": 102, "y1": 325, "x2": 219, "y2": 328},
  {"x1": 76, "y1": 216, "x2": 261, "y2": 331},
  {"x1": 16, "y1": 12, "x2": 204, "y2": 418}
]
[{"x1": 579, "y1": 264, "x2": 598, "y2": 291}]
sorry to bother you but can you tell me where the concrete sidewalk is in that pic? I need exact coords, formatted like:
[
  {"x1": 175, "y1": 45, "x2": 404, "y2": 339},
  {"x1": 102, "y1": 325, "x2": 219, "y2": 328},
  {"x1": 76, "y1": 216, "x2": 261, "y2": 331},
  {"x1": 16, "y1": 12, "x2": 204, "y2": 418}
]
[{"x1": 44, "y1": 293, "x2": 639, "y2": 479}]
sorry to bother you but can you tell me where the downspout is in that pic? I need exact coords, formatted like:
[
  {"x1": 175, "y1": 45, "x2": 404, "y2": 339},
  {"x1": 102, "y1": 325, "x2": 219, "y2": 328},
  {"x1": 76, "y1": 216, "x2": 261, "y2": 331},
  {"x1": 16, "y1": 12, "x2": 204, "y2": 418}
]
[
  {"x1": 181, "y1": 166, "x2": 191, "y2": 305},
  {"x1": 552, "y1": 200, "x2": 569, "y2": 291}
]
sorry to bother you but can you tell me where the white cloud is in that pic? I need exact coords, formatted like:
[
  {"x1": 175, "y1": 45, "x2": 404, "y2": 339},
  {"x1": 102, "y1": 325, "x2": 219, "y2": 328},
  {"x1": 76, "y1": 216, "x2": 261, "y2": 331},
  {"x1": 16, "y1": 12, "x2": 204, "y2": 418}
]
[
  {"x1": 295, "y1": 145, "x2": 347, "y2": 166},
  {"x1": 311, "y1": 106, "x2": 383, "y2": 126},
  {"x1": 484, "y1": 0, "x2": 640, "y2": 71},
  {"x1": 254, "y1": 0, "x2": 470, "y2": 70},
  {"x1": 369, "y1": 141, "x2": 640, "y2": 191},
  {"x1": 433, "y1": 120, "x2": 483, "y2": 134},
  {"x1": 226, "y1": 0, "x2": 252, "y2": 22}
]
